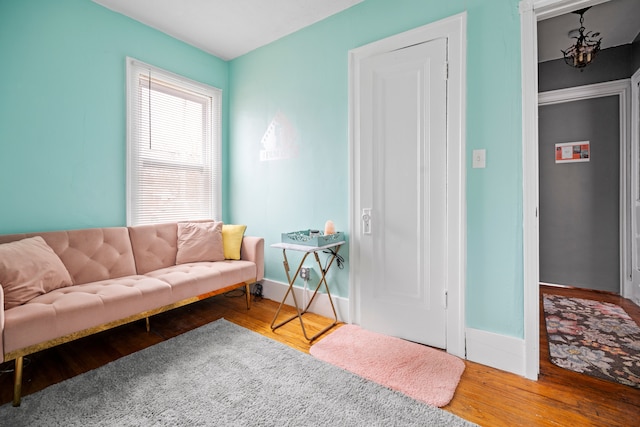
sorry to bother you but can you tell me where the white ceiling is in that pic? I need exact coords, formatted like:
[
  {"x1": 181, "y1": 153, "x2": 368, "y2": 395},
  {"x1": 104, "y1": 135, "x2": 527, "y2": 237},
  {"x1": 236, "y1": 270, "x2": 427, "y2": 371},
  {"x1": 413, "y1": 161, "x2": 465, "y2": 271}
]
[
  {"x1": 92, "y1": 0, "x2": 363, "y2": 60},
  {"x1": 92, "y1": 0, "x2": 638, "y2": 63},
  {"x1": 537, "y1": 0, "x2": 640, "y2": 63}
]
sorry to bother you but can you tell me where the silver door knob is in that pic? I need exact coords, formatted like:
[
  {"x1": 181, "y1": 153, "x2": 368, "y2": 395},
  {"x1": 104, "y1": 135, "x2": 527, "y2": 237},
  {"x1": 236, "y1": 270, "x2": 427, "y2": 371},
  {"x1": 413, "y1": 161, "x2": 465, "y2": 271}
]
[{"x1": 362, "y1": 208, "x2": 372, "y2": 234}]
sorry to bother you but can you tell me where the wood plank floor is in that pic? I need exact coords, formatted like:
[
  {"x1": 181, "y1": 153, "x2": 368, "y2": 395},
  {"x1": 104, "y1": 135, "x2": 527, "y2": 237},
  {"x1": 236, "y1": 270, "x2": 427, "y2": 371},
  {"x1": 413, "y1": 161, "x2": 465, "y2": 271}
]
[{"x1": 1, "y1": 286, "x2": 639, "y2": 425}]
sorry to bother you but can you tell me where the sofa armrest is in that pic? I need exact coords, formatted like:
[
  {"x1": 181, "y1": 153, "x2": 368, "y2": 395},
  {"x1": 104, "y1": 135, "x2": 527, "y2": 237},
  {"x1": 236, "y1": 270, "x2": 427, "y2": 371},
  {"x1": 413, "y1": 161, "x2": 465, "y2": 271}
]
[
  {"x1": 0, "y1": 286, "x2": 5, "y2": 363},
  {"x1": 240, "y1": 236, "x2": 264, "y2": 282}
]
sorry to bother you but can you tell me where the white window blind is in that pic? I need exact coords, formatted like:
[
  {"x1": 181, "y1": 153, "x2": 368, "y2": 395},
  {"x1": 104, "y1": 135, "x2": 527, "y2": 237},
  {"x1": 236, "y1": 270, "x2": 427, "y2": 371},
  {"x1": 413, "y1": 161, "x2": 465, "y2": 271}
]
[{"x1": 126, "y1": 58, "x2": 221, "y2": 226}]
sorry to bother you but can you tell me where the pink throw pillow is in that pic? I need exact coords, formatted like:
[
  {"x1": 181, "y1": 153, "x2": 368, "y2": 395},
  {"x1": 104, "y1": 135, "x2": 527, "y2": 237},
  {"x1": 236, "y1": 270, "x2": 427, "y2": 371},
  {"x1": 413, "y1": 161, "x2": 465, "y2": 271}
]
[
  {"x1": 0, "y1": 236, "x2": 73, "y2": 310},
  {"x1": 176, "y1": 221, "x2": 225, "y2": 264}
]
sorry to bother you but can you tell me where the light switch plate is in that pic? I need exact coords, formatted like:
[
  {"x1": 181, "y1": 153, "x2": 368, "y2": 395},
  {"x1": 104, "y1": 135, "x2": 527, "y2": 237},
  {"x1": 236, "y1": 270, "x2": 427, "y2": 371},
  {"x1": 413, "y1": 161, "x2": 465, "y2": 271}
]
[{"x1": 472, "y1": 149, "x2": 486, "y2": 168}]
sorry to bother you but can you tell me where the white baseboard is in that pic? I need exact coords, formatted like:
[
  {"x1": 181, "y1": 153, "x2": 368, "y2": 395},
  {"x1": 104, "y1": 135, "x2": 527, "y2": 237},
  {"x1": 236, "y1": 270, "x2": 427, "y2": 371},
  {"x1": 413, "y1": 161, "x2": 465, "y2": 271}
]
[
  {"x1": 260, "y1": 279, "x2": 350, "y2": 323},
  {"x1": 465, "y1": 328, "x2": 526, "y2": 376},
  {"x1": 260, "y1": 281, "x2": 527, "y2": 376}
]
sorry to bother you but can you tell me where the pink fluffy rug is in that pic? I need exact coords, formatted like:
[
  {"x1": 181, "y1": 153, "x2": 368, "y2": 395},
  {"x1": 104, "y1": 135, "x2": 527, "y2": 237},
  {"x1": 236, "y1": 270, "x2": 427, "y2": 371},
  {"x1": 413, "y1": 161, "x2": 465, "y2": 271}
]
[{"x1": 310, "y1": 324, "x2": 465, "y2": 407}]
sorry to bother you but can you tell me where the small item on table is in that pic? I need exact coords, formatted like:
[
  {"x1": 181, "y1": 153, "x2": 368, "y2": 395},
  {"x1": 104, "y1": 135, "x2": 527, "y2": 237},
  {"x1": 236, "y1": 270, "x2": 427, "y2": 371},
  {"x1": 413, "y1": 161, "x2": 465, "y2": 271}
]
[{"x1": 324, "y1": 220, "x2": 335, "y2": 235}]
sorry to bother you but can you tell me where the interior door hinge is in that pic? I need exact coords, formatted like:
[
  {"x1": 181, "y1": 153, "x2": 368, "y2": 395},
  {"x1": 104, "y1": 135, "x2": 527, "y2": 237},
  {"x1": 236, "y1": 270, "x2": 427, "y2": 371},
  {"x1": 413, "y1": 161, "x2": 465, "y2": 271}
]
[
  {"x1": 443, "y1": 290, "x2": 448, "y2": 309},
  {"x1": 443, "y1": 61, "x2": 449, "y2": 80}
]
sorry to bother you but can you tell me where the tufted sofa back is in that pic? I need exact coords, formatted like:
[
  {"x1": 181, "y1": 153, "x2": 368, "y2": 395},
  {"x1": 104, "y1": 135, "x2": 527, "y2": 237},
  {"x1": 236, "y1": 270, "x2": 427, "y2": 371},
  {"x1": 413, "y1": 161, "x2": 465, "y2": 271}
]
[
  {"x1": 127, "y1": 222, "x2": 179, "y2": 274},
  {"x1": 0, "y1": 227, "x2": 137, "y2": 285}
]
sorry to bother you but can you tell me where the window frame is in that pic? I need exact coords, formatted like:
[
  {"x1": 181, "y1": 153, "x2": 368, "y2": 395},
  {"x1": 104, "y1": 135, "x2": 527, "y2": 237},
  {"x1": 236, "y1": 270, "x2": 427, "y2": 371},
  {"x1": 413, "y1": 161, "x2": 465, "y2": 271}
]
[{"x1": 125, "y1": 57, "x2": 222, "y2": 226}]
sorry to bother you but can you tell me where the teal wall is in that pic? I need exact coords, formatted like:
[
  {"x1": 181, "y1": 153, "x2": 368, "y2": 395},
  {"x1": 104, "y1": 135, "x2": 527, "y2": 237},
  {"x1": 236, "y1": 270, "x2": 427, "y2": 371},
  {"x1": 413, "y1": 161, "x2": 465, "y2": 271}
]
[
  {"x1": 0, "y1": 0, "x2": 229, "y2": 233},
  {"x1": 229, "y1": 0, "x2": 524, "y2": 338},
  {"x1": 1, "y1": 0, "x2": 524, "y2": 339}
]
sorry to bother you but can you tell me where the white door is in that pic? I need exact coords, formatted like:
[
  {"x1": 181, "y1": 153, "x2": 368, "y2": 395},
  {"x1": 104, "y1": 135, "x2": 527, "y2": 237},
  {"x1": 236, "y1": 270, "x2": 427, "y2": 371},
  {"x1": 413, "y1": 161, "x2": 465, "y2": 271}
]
[{"x1": 358, "y1": 38, "x2": 448, "y2": 348}]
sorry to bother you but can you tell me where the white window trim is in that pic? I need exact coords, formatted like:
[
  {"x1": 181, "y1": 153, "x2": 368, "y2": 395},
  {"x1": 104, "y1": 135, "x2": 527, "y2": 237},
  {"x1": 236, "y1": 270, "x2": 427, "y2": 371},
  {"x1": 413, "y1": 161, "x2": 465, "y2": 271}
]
[{"x1": 125, "y1": 57, "x2": 222, "y2": 226}]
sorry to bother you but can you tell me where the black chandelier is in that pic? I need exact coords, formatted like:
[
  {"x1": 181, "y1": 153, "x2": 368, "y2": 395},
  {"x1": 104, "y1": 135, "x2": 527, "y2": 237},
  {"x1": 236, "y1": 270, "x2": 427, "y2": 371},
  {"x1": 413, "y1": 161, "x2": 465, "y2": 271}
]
[{"x1": 561, "y1": 7, "x2": 602, "y2": 69}]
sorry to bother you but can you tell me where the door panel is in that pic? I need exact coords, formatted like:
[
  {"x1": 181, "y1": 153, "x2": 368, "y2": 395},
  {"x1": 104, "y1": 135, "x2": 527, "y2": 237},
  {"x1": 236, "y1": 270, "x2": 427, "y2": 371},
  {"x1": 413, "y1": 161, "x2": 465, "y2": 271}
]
[{"x1": 359, "y1": 38, "x2": 447, "y2": 348}]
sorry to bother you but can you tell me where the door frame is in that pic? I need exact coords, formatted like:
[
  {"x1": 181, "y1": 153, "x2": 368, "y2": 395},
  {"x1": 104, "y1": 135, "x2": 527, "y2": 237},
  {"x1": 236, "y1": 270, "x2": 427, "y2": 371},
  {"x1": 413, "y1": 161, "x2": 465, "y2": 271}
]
[
  {"x1": 538, "y1": 80, "x2": 632, "y2": 295},
  {"x1": 348, "y1": 12, "x2": 467, "y2": 358},
  {"x1": 520, "y1": 0, "x2": 615, "y2": 379},
  {"x1": 632, "y1": 68, "x2": 640, "y2": 305}
]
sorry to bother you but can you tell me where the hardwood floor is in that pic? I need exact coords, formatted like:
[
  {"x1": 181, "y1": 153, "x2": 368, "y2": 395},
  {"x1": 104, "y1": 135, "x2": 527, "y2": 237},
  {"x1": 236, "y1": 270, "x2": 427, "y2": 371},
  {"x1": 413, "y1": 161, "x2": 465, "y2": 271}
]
[{"x1": 1, "y1": 286, "x2": 639, "y2": 426}]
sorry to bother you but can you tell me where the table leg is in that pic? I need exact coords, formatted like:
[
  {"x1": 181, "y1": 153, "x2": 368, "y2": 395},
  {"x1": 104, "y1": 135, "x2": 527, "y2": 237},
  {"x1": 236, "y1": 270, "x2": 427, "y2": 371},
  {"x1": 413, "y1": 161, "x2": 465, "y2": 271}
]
[
  {"x1": 270, "y1": 251, "x2": 313, "y2": 339},
  {"x1": 270, "y1": 246, "x2": 341, "y2": 341}
]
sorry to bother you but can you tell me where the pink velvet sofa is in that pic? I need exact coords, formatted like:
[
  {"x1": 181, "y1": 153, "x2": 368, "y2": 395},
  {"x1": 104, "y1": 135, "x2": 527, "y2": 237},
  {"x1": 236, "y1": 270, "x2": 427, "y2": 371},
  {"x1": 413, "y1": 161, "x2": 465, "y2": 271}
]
[{"x1": 0, "y1": 221, "x2": 264, "y2": 406}]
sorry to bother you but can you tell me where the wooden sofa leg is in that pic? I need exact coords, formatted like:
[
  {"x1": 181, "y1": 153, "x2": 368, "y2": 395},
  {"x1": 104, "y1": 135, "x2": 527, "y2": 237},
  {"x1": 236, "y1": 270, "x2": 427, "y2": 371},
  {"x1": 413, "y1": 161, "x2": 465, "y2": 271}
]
[
  {"x1": 245, "y1": 284, "x2": 251, "y2": 310},
  {"x1": 13, "y1": 356, "x2": 23, "y2": 407},
  {"x1": 145, "y1": 317, "x2": 150, "y2": 332}
]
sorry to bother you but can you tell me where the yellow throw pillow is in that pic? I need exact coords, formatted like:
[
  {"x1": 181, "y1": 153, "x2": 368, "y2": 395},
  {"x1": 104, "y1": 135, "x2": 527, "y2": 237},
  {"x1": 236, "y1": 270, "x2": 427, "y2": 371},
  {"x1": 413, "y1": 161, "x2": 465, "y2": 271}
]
[{"x1": 222, "y1": 224, "x2": 247, "y2": 260}]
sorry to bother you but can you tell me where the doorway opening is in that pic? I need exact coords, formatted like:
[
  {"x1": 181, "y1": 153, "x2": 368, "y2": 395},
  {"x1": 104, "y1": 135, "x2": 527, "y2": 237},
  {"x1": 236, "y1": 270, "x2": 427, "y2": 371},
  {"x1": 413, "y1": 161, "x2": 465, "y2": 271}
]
[{"x1": 521, "y1": 0, "x2": 640, "y2": 379}]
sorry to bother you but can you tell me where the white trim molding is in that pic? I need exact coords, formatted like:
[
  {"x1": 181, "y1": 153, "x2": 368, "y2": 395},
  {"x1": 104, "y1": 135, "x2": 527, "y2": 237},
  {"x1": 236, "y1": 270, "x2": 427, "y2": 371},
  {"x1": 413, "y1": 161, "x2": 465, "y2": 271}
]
[
  {"x1": 631, "y1": 68, "x2": 640, "y2": 305},
  {"x1": 465, "y1": 328, "x2": 526, "y2": 376},
  {"x1": 529, "y1": 0, "x2": 610, "y2": 20},
  {"x1": 520, "y1": 0, "x2": 541, "y2": 381},
  {"x1": 519, "y1": 0, "x2": 615, "y2": 381},
  {"x1": 348, "y1": 12, "x2": 467, "y2": 358},
  {"x1": 538, "y1": 79, "x2": 631, "y2": 105},
  {"x1": 539, "y1": 80, "x2": 632, "y2": 299},
  {"x1": 261, "y1": 279, "x2": 351, "y2": 324}
]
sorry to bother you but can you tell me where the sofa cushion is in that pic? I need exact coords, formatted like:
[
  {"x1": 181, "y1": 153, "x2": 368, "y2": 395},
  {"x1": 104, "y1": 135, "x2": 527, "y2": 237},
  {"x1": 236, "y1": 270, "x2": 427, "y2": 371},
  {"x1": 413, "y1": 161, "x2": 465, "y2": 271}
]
[
  {"x1": 176, "y1": 221, "x2": 224, "y2": 264},
  {"x1": 128, "y1": 222, "x2": 178, "y2": 275},
  {"x1": 2, "y1": 275, "x2": 173, "y2": 354},
  {"x1": 0, "y1": 236, "x2": 73, "y2": 310},
  {"x1": 147, "y1": 261, "x2": 256, "y2": 301},
  {"x1": 222, "y1": 224, "x2": 247, "y2": 260}
]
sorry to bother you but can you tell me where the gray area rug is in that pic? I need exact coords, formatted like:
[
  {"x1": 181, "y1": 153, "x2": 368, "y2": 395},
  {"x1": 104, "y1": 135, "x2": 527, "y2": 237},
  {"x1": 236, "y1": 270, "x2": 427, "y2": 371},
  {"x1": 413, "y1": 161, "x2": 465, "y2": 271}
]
[{"x1": 0, "y1": 319, "x2": 476, "y2": 426}]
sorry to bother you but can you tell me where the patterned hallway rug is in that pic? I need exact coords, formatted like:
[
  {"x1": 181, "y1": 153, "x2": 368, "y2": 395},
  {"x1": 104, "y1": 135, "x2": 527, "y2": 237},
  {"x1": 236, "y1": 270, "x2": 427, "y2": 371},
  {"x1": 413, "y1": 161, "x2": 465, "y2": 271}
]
[
  {"x1": 543, "y1": 293, "x2": 640, "y2": 388},
  {"x1": 310, "y1": 324, "x2": 465, "y2": 407}
]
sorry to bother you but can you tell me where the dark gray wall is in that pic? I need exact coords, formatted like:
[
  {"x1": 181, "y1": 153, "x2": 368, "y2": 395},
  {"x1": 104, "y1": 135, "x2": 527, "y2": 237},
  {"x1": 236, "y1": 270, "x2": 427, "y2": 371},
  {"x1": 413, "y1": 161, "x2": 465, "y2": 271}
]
[
  {"x1": 633, "y1": 32, "x2": 640, "y2": 74},
  {"x1": 539, "y1": 45, "x2": 634, "y2": 92},
  {"x1": 539, "y1": 96, "x2": 620, "y2": 292}
]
